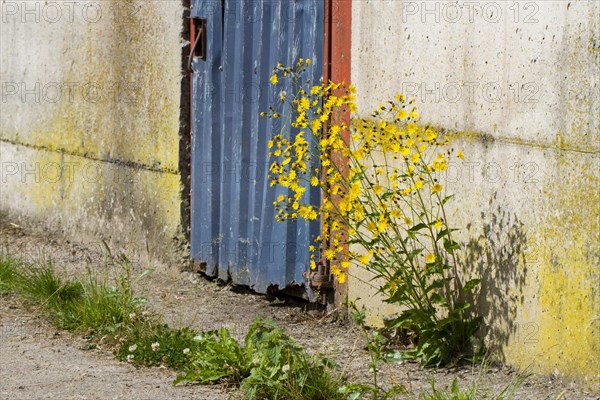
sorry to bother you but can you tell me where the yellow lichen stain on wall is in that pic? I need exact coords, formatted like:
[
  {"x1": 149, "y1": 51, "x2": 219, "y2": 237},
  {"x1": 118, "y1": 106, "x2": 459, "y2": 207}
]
[
  {"x1": 6, "y1": 141, "x2": 182, "y2": 261},
  {"x1": 1, "y1": 0, "x2": 184, "y2": 262},
  {"x1": 504, "y1": 155, "x2": 599, "y2": 386},
  {"x1": 6, "y1": 0, "x2": 182, "y2": 172}
]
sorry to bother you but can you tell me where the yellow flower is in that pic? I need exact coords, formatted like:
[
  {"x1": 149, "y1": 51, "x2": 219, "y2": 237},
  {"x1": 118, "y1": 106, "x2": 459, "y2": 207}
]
[
  {"x1": 425, "y1": 129, "x2": 437, "y2": 141},
  {"x1": 432, "y1": 183, "x2": 443, "y2": 193},
  {"x1": 331, "y1": 264, "x2": 340, "y2": 276},
  {"x1": 310, "y1": 260, "x2": 317, "y2": 270},
  {"x1": 341, "y1": 260, "x2": 350, "y2": 269},
  {"x1": 397, "y1": 109, "x2": 408, "y2": 120},
  {"x1": 299, "y1": 97, "x2": 310, "y2": 111},
  {"x1": 358, "y1": 252, "x2": 372, "y2": 264},
  {"x1": 337, "y1": 272, "x2": 347, "y2": 284},
  {"x1": 353, "y1": 209, "x2": 365, "y2": 222},
  {"x1": 373, "y1": 185, "x2": 383, "y2": 195},
  {"x1": 270, "y1": 74, "x2": 278, "y2": 85},
  {"x1": 366, "y1": 221, "x2": 377, "y2": 232},
  {"x1": 426, "y1": 253, "x2": 436, "y2": 263},
  {"x1": 415, "y1": 177, "x2": 424, "y2": 190},
  {"x1": 390, "y1": 209, "x2": 402, "y2": 218},
  {"x1": 434, "y1": 219, "x2": 443, "y2": 230},
  {"x1": 349, "y1": 181, "x2": 361, "y2": 198},
  {"x1": 306, "y1": 58, "x2": 311, "y2": 66},
  {"x1": 457, "y1": 150, "x2": 464, "y2": 160},
  {"x1": 404, "y1": 217, "x2": 412, "y2": 225},
  {"x1": 298, "y1": 205, "x2": 312, "y2": 219},
  {"x1": 324, "y1": 248, "x2": 335, "y2": 260},
  {"x1": 277, "y1": 195, "x2": 285, "y2": 202},
  {"x1": 310, "y1": 85, "x2": 320, "y2": 95},
  {"x1": 408, "y1": 123, "x2": 417, "y2": 134},
  {"x1": 310, "y1": 176, "x2": 319, "y2": 186},
  {"x1": 410, "y1": 153, "x2": 421, "y2": 163},
  {"x1": 353, "y1": 148, "x2": 365, "y2": 160}
]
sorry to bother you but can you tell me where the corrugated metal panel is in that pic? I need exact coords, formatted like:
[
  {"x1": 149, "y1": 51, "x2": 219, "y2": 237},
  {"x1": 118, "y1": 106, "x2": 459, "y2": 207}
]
[{"x1": 190, "y1": 0, "x2": 324, "y2": 296}]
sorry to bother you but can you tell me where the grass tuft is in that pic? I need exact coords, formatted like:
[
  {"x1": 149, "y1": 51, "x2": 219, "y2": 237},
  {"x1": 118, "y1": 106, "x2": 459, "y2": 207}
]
[
  {"x1": 12, "y1": 262, "x2": 83, "y2": 309},
  {"x1": 422, "y1": 367, "x2": 530, "y2": 400},
  {"x1": 0, "y1": 254, "x2": 20, "y2": 294}
]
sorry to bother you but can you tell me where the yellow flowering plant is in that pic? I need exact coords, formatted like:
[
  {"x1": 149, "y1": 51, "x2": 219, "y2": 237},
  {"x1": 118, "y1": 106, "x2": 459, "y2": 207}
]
[{"x1": 262, "y1": 60, "x2": 483, "y2": 366}]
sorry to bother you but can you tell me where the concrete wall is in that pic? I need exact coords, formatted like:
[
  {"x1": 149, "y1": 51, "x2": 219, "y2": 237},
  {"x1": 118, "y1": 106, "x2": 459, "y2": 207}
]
[
  {"x1": 349, "y1": 0, "x2": 599, "y2": 386},
  {"x1": 0, "y1": 1, "x2": 186, "y2": 262}
]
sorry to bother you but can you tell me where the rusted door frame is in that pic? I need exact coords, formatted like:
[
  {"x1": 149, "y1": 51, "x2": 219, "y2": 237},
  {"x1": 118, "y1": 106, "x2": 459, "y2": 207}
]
[{"x1": 324, "y1": 0, "x2": 352, "y2": 310}]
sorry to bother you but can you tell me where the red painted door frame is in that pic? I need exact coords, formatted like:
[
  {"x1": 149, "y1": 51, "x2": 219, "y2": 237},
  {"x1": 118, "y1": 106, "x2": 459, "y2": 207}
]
[
  {"x1": 325, "y1": 0, "x2": 352, "y2": 88},
  {"x1": 324, "y1": 0, "x2": 352, "y2": 308}
]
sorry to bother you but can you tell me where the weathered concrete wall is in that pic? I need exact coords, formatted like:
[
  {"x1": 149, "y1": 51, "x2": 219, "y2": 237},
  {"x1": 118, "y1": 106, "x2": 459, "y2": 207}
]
[
  {"x1": 349, "y1": 0, "x2": 599, "y2": 386},
  {"x1": 0, "y1": 1, "x2": 186, "y2": 262}
]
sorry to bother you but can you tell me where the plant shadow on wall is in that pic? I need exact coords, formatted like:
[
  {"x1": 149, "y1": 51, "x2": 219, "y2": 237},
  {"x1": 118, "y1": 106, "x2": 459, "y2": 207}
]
[
  {"x1": 263, "y1": 60, "x2": 486, "y2": 368},
  {"x1": 463, "y1": 200, "x2": 530, "y2": 362}
]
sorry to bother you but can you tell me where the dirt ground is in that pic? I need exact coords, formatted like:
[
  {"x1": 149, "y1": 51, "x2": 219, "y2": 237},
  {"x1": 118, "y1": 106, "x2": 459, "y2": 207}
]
[{"x1": 1, "y1": 219, "x2": 597, "y2": 400}]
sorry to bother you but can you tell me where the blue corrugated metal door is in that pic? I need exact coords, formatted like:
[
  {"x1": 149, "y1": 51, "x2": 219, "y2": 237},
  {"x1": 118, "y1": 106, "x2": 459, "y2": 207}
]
[{"x1": 190, "y1": 0, "x2": 324, "y2": 296}]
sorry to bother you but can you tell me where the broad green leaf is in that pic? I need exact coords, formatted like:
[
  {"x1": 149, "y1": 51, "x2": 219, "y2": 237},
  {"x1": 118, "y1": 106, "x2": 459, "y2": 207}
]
[
  {"x1": 463, "y1": 278, "x2": 481, "y2": 292},
  {"x1": 409, "y1": 223, "x2": 427, "y2": 232},
  {"x1": 442, "y1": 194, "x2": 455, "y2": 205}
]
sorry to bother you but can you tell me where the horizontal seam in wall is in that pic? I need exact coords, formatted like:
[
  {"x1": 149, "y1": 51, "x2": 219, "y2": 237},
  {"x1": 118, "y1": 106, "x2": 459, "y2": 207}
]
[
  {"x1": 442, "y1": 128, "x2": 600, "y2": 156},
  {"x1": 0, "y1": 137, "x2": 180, "y2": 176},
  {"x1": 491, "y1": 137, "x2": 600, "y2": 156}
]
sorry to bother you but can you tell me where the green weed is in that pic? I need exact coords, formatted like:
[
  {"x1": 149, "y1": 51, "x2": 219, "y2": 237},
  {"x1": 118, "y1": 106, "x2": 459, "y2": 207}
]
[
  {"x1": 341, "y1": 303, "x2": 408, "y2": 399},
  {"x1": 421, "y1": 368, "x2": 530, "y2": 400},
  {"x1": 175, "y1": 326, "x2": 252, "y2": 385},
  {"x1": 56, "y1": 261, "x2": 149, "y2": 339},
  {"x1": 116, "y1": 323, "x2": 198, "y2": 370},
  {"x1": 12, "y1": 261, "x2": 83, "y2": 311},
  {"x1": 174, "y1": 318, "x2": 345, "y2": 400},
  {"x1": 241, "y1": 319, "x2": 345, "y2": 400},
  {"x1": 0, "y1": 254, "x2": 20, "y2": 294},
  {"x1": 3, "y1": 248, "x2": 150, "y2": 344}
]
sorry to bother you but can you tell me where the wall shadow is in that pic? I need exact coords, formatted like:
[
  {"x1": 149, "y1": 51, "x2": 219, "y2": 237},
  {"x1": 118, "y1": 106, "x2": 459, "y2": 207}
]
[{"x1": 463, "y1": 194, "x2": 531, "y2": 362}]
